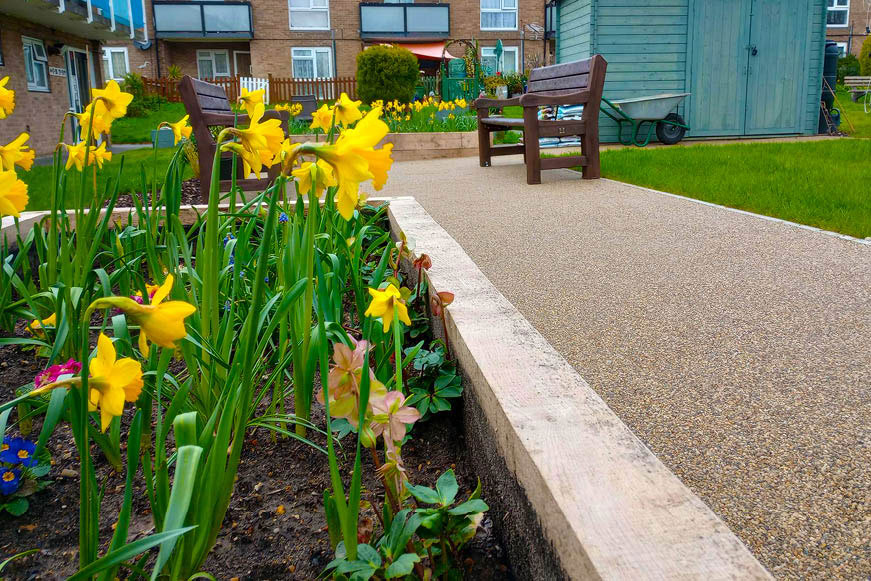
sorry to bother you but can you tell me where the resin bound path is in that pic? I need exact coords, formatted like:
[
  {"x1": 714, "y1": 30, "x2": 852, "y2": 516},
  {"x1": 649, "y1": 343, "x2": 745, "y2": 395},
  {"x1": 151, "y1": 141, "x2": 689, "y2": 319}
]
[{"x1": 364, "y1": 156, "x2": 871, "y2": 579}]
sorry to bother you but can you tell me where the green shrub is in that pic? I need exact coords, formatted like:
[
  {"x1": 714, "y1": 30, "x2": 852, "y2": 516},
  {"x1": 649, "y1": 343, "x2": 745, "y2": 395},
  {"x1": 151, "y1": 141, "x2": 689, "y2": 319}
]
[
  {"x1": 838, "y1": 54, "x2": 861, "y2": 83},
  {"x1": 121, "y1": 72, "x2": 167, "y2": 117},
  {"x1": 860, "y1": 35, "x2": 871, "y2": 76},
  {"x1": 483, "y1": 74, "x2": 507, "y2": 96},
  {"x1": 356, "y1": 45, "x2": 419, "y2": 104},
  {"x1": 502, "y1": 72, "x2": 526, "y2": 95}
]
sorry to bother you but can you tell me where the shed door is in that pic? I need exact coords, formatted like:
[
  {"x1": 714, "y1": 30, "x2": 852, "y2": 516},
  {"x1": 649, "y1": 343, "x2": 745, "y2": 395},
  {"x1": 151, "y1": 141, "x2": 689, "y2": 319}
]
[
  {"x1": 688, "y1": 0, "x2": 752, "y2": 136},
  {"x1": 744, "y1": 0, "x2": 808, "y2": 134}
]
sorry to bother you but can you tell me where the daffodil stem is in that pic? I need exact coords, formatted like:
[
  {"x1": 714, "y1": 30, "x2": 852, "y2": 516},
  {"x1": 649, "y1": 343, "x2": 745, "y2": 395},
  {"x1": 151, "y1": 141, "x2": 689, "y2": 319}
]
[{"x1": 392, "y1": 303, "x2": 403, "y2": 395}]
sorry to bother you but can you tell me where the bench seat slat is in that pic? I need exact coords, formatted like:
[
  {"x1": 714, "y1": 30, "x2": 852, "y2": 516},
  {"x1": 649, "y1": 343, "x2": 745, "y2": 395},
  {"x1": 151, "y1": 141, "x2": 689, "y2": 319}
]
[{"x1": 480, "y1": 117, "x2": 526, "y2": 127}]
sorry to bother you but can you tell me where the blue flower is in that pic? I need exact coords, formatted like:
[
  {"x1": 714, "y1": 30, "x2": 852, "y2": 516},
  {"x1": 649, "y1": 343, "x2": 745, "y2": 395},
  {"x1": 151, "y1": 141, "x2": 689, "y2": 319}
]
[
  {"x1": 224, "y1": 300, "x2": 231, "y2": 312},
  {"x1": 223, "y1": 234, "x2": 236, "y2": 247},
  {"x1": 279, "y1": 212, "x2": 288, "y2": 223},
  {"x1": 264, "y1": 276, "x2": 269, "y2": 283},
  {"x1": 0, "y1": 438, "x2": 37, "y2": 467},
  {"x1": 0, "y1": 468, "x2": 20, "y2": 496}
]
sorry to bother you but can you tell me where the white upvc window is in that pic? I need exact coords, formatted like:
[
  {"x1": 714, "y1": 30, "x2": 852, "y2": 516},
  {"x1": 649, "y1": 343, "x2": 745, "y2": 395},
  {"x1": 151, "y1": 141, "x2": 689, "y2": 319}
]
[
  {"x1": 481, "y1": 46, "x2": 519, "y2": 76},
  {"x1": 835, "y1": 42, "x2": 848, "y2": 56},
  {"x1": 826, "y1": 0, "x2": 849, "y2": 27},
  {"x1": 196, "y1": 49, "x2": 231, "y2": 78},
  {"x1": 291, "y1": 47, "x2": 333, "y2": 79},
  {"x1": 22, "y1": 36, "x2": 49, "y2": 92},
  {"x1": 102, "y1": 47, "x2": 130, "y2": 81},
  {"x1": 289, "y1": 0, "x2": 330, "y2": 30},
  {"x1": 481, "y1": 0, "x2": 517, "y2": 31}
]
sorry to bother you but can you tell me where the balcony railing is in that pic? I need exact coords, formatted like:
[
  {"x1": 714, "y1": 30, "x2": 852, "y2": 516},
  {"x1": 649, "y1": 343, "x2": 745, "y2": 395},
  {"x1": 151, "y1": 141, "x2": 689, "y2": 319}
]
[
  {"x1": 359, "y1": 3, "x2": 450, "y2": 39},
  {"x1": 0, "y1": 0, "x2": 147, "y2": 40},
  {"x1": 153, "y1": 1, "x2": 254, "y2": 39}
]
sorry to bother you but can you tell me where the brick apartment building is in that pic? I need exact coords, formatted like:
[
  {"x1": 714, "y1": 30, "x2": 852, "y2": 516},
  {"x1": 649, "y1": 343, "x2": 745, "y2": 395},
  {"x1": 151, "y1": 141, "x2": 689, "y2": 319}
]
[
  {"x1": 103, "y1": 0, "x2": 554, "y2": 86},
  {"x1": 826, "y1": 0, "x2": 871, "y2": 57},
  {"x1": 0, "y1": 1, "x2": 146, "y2": 154}
]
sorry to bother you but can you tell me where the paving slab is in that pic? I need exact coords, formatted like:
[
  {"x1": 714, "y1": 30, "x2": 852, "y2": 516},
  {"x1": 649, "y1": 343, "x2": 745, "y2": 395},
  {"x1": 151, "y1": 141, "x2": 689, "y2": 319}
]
[{"x1": 365, "y1": 156, "x2": 871, "y2": 579}]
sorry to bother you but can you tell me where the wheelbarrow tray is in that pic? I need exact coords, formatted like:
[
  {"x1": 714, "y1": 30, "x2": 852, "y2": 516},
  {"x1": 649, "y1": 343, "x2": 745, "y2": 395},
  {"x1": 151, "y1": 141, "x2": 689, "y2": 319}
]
[{"x1": 609, "y1": 93, "x2": 690, "y2": 121}]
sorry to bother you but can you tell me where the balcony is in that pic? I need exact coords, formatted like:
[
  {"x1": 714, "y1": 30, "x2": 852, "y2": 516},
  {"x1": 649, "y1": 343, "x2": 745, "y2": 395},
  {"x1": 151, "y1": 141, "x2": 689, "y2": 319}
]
[
  {"x1": 359, "y1": 3, "x2": 450, "y2": 40},
  {"x1": 0, "y1": 0, "x2": 147, "y2": 41},
  {"x1": 153, "y1": 1, "x2": 253, "y2": 40}
]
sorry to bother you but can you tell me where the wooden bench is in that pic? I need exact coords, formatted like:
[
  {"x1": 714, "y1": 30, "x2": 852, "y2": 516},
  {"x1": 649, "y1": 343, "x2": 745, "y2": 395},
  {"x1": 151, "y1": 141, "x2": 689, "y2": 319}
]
[
  {"x1": 844, "y1": 76, "x2": 871, "y2": 101},
  {"x1": 178, "y1": 75, "x2": 290, "y2": 202},
  {"x1": 291, "y1": 94, "x2": 318, "y2": 122},
  {"x1": 474, "y1": 56, "x2": 607, "y2": 185}
]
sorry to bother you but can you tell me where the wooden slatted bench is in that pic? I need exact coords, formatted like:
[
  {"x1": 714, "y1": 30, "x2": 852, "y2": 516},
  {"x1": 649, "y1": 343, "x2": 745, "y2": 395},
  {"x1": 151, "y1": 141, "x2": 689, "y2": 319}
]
[
  {"x1": 844, "y1": 76, "x2": 871, "y2": 101},
  {"x1": 292, "y1": 94, "x2": 318, "y2": 122},
  {"x1": 179, "y1": 75, "x2": 290, "y2": 202},
  {"x1": 474, "y1": 56, "x2": 607, "y2": 185}
]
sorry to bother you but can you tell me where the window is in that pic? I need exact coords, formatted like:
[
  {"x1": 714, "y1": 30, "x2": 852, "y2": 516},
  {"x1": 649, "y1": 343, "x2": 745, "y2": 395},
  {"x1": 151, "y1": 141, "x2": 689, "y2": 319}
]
[
  {"x1": 101, "y1": 47, "x2": 129, "y2": 81},
  {"x1": 481, "y1": 46, "x2": 518, "y2": 76},
  {"x1": 836, "y1": 42, "x2": 848, "y2": 56},
  {"x1": 197, "y1": 50, "x2": 230, "y2": 78},
  {"x1": 384, "y1": 0, "x2": 414, "y2": 3},
  {"x1": 289, "y1": 0, "x2": 329, "y2": 30},
  {"x1": 827, "y1": 0, "x2": 849, "y2": 27},
  {"x1": 291, "y1": 47, "x2": 333, "y2": 79},
  {"x1": 22, "y1": 37, "x2": 49, "y2": 92},
  {"x1": 481, "y1": 0, "x2": 517, "y2": 30}
]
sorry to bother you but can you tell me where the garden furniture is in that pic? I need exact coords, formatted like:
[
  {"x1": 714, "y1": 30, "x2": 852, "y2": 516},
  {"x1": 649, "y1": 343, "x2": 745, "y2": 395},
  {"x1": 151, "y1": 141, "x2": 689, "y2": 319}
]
[
  {"x1": 291, "y1": 94, "x2": 318, "y2": 122},
  {"x1": 178, "y1": 75, "x2": 290, "y2": 202},
  {"x1": 474, "y1": 55, "x2": 607, "y2": 184},
  {"x1": 844, "y1": 76, "x2": 871, "y2": 102}
]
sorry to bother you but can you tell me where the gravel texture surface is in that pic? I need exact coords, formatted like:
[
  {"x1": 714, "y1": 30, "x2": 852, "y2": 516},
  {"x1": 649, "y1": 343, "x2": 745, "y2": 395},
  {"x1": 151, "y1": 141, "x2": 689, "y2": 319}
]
[{"x1": 365, "y1": 157, "x2": 871, "y2": 580}]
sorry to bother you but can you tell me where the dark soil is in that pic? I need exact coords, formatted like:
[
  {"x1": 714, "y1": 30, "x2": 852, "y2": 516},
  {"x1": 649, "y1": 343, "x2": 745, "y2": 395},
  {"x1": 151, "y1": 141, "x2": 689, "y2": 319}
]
[
  {"x1": 108, "y1": 178, "x2": 202, "y2": 209},
  {"x1": 0, "y1": 331, "x2": 511, "y2": 580}
]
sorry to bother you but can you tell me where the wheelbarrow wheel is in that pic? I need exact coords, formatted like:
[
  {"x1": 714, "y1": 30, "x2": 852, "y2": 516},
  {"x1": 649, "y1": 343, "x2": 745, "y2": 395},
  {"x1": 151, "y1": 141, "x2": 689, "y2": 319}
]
[{"x1": 656, "y1": 113, "x2": 686, "y2": 145}]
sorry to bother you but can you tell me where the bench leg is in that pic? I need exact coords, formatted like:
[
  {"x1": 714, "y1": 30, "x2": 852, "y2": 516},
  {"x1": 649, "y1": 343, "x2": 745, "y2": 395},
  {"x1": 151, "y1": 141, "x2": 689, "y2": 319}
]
[
  {"x1": 522, "y1": 107, "x2": 541, "y2": 185},
  {"x1": 477, "y1": 126, "x2": 492, "y2": 167},
  {"x1": 581, "y1": 130, "x2": 600, "y2": 180}
]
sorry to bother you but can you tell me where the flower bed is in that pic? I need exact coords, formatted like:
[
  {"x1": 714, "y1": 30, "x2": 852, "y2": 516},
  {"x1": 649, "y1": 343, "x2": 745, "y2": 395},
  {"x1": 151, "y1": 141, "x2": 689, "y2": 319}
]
[{"x1": 0, "y1": 77, "x2": 509, "y2": 579}]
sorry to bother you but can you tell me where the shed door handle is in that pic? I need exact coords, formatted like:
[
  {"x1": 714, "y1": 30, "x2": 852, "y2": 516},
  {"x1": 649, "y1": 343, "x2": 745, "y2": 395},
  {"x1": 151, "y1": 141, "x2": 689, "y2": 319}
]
[{"x1": 751, "y1": 46, "x2": 758, "y2": 56}]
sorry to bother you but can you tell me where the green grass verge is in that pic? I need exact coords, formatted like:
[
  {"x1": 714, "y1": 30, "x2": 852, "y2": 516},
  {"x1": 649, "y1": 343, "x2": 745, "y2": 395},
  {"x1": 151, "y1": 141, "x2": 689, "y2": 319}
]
[
  {"x1": 21, "y1": 147, "x2": 192, "y2": 211},
  {"x1": 835, "y1": 87, "x2": 871, "y2": 139},
  {"x1": 599, "y1": 139, "x2": 871, "y2": 238},
  {"x1": 110, "y1": 102, "x2": 188, "y2": 144}
]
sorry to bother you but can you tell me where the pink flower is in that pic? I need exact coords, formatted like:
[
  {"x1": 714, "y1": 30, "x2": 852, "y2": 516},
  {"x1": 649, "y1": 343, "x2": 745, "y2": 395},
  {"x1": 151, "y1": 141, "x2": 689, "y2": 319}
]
[
  {"x1": 370, "y1": 391, "x2": 420, "y2": 448},
  {"x1": 34, "y1": 358, "x2": 82, "y2": 389},
  {"x1": 317, "y1": 339, "x2": 386, "y2": 427}
]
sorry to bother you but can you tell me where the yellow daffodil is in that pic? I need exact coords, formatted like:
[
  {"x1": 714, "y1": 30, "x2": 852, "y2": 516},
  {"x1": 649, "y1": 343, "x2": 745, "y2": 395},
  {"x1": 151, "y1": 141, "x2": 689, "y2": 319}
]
[
  {"x1": 0, "y1": 76, "x2": 14, "y2": 118},
  {"x1": 334, "y1": 92, "x2": 363, "y2": 126},
  {"x1": 88, "y1": 333, "x2": 143, "y2": 432},
  {"x1": 91, "y1": 80, "x2": 133, "y2": 121},
  {"x1": 77, "y1": 102, "x2": 113, "y2": 141},
  {"x1": 168, "y1": 115, "x2": 192, "y2": 145},
  {"x1": 87, "y1": 142, "x2": 112, "y2": 169},
  {"x1": 290, "y1": 103, "x2": 303, "y2": 117},
  {"x1": 27, "y1": 312, "x2": 56, "y2": 337},
  {"x1": 335, "y1": 181, "x2": 361, "y2": 220},
  {"x1": 366, "y1": 143, "x2": 393, "y2": 191},
  {"x1": 0, "y1": 170, "x2": 28, "y2": 218},
  {"x1": 455, "y1": 98, "x2": 467, "y2": 109},
  {"x1": 0, "y1": 133, "x2": 35, "y2": 171},
  {"x1": 274, "y1": 103, "x2": 290, "y2": 112},
  {"x1": 310, "y1": 104, "x2": 334, "y2": 132},
  {"x1": 239, "y1": 87, "x2": 265, "y2": 113},
  {"x1": 65, "y1": 142, "x2": 88, "y2": 172},
  {"x1": 291, "y1": 159, "x2": 337, "y2": 197},
  {"x1": 274, "y1": 138, "x2": 300, "y2": 168},
  {"x1": 364, "y1": 284, "x2": 411, "y2": 333},
  {"x1": 227, "y1": 103, "x2": 285, "y2": 178}
]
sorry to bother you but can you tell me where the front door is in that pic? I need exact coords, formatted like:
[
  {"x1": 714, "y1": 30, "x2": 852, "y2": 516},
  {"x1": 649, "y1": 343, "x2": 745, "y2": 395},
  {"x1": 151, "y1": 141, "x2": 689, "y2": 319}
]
[
  {"x1": 688, "y1": 0, "x2": 808, "y2": 136},
  {"x1": 744, "y1": 0, "x2": 808, "y2": 134},
  {"x1": 65, "y1": 48, "x2": 91, "y2": 140},
  {"x1": 235, "y1": 51, "x2": 252, "y2": 77}
]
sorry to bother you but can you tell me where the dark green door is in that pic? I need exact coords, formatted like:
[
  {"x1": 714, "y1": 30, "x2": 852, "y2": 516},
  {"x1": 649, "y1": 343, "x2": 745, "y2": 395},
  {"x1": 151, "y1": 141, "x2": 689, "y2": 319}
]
[
  {"x1": 689, "y1": 0, "x2": 807, "y2": 136},
  {"x1": 688, "y1": 0, "x2": 753, "y2": 136},
  {"x1": 744, "y1": 0, "x2": 808, "y2": 134}
]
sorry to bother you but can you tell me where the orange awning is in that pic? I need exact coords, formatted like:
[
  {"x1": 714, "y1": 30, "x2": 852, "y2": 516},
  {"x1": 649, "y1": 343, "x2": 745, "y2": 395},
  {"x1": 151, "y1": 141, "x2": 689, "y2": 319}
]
[{"x1": 393, "y1": 42, "x2": 456, "y2": 61}]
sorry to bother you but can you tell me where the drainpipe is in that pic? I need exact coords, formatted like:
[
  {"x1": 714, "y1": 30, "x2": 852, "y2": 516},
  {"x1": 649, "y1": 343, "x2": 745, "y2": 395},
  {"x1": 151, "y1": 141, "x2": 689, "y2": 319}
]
[
  {"x1": 520, "y1": 29, "x2": 525, "y2": 72},
  {"x1": 332, "y1": 28, "x2": 337, "y2": 79}
]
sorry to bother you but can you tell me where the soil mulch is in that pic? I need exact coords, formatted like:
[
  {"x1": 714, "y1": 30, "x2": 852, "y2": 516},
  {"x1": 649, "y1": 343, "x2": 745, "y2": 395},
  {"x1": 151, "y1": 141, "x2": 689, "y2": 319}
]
[
  {"x1": 0, "y1": 332, "x2": 511, "y2": 580},
  {"x1": 107, "y1": 178, "x2": 202, "y2": 209}
]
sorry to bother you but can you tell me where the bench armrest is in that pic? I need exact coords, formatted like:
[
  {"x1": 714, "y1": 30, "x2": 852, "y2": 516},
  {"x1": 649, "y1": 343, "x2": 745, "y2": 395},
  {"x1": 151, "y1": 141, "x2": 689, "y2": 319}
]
[
  {"x1": 474, "y1": 96, "x2": 522, "y2": 110},
  {"x1": 519, "y1": 89, "x2": 591, "y2": 107}
]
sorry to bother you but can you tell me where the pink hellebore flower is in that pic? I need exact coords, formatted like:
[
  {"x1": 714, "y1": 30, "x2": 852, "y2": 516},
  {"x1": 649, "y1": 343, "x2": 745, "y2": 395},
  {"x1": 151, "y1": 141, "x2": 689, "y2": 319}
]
[
  {"x1": 317, "y1": 339, "x2": 386, "y2": 427},
  {"x1": 371, "y1": 391, "x2": 420, "y2": 447},
  {"x1": 34, "y1": 358, "x2": 82, "y2": 389}
]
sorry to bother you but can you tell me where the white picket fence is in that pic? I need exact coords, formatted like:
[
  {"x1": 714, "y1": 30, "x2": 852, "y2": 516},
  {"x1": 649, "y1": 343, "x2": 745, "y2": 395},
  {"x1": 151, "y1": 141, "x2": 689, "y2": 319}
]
[{"x1": 240, "y1": 76, "x2": 270, "y2": 104}]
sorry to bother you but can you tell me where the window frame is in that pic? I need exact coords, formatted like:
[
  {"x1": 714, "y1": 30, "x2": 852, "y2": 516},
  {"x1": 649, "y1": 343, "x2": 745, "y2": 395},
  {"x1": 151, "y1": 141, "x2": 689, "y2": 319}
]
[
  {"x1": 22, "y1": 36, "x2": 50, "y2": 92},
  {"x1": 480, "y1": 0, "x2": 518, "y2": 31},
  {"x1": 101, "y1": 46, "x2": 130, "y2": 81},
  {"x1": 835, "y1": 42, "x2": 848, "y2": 56},
  {"x1": 291, "y1": 47, "x2": 334, "y2": 79},
  {"x1": 481, "y1": 45, "x2": 519, "y2": 76},
  {"x1": 288, "y1": 0, "x2": 331, "y2": 31},
  {"x1": 826, "y1": 0, "x2": 849, "y2": 28},
  {"x1": 196, "y1": 49, "x2": 231, "y2": 79}
]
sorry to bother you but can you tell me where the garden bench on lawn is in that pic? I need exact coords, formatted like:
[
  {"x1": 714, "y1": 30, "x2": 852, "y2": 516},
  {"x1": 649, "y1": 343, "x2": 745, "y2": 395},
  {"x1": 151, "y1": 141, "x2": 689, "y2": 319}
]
[
  {"x1": 474, "y1": 55, "x2": 607, "y2": 185},
  {"x1": 844, "y1": 76, "x2": 871, "y2": 101},
  {"x1": 179, "y1": 75, "x2": 290, "y2": 203},
  {"x1": 292, "y1": 94, "x2": 318, "y2": 122}
]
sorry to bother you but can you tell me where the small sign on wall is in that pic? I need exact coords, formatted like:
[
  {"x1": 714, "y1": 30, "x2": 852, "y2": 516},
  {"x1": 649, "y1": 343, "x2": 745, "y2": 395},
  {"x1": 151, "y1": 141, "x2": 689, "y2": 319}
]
[{"x1": 49, "y1": 67, "x2": 67, "y2": 77}]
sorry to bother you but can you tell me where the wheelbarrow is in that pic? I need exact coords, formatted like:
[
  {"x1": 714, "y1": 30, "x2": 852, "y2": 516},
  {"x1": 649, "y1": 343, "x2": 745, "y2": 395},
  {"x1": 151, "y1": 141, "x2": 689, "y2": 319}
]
[{"x1": 601, "y1": 93, "x2": 691, "y2": 146}]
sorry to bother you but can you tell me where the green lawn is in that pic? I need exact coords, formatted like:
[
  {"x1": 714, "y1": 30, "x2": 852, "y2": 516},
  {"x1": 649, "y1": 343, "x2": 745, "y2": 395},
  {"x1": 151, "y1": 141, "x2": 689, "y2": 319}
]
[
  {"x1": 599, "y1": 139, "x2": 871, "y2": 238},
  {"x1": 22, "y1": 147, "x2": 192, "y2": 211},
  {"x1": 835, "y1": 87, "x2": 871, "y2": 138},
  {"x1": 110, "y1": 102, "x2": 188, "y2": 144}
]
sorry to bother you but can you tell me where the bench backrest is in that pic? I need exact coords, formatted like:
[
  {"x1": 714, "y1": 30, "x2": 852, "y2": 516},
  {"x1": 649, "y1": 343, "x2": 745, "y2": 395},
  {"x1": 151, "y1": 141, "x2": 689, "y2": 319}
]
[
  {"x1": 178, "y1": 75, "x2": 234, "y2": 148},
  {"x1": 526, "y1": 56, "x2": 607, "y2": 120},
  {"x1": 844, "y1": 76, "x2": 871, "y2": 86},
  {"x1": 292, "y1": 94, "x2": 318, "y2": 119}
]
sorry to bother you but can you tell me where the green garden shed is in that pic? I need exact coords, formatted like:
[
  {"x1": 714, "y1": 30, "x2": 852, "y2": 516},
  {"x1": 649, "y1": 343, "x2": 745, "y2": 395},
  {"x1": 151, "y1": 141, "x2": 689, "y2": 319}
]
[{"x1": 553, "y1": 0, "x2": 828, "y2": 141}]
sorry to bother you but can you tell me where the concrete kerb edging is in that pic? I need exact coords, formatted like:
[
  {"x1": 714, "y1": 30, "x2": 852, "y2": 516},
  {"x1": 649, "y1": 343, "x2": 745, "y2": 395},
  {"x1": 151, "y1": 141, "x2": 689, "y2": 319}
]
[
  {"x1": 3, "y1": 197, "x2": 771, "y2": 579},
  {"x1": 386, "y1": 197, "x2": 772, "y2": 580}
]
